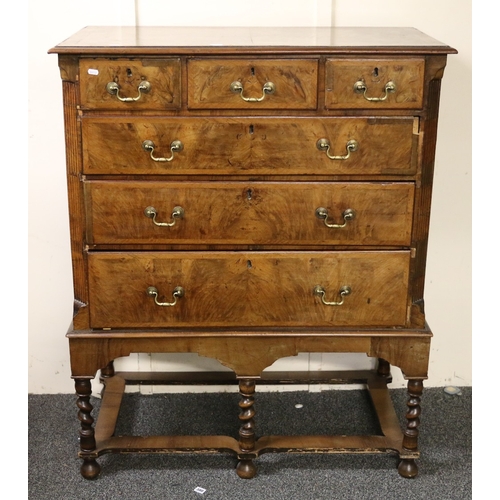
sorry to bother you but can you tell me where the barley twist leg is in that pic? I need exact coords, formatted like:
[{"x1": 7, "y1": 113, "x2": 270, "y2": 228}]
[
  {"x1": 398, "y1": 379, "x2": 423, "y2": 478},
  {"x1": 236, "y1": 378, "x2": 257, "y2": 479},
  {"x1": 75, "y1": 378, "x2": 100, "y2": 479}
]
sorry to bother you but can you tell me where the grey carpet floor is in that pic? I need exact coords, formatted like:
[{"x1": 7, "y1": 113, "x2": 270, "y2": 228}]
[{"x1": 28, "y1": 387, "x2": 471, "y2": 500}]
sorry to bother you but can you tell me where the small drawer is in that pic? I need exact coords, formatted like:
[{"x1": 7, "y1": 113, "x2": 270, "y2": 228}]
[
  {"x1": 187, "y1": 59, "x2": 318, "y2": 109},
  {"x1": 325, "y1": 58, "x2": 425, "y2": 109},
  {"x1": 85, "y1": 181, "x2": 415, "y2": 247},
  {"x1": 79, "y1": 58, "x2": 181, "y2": 110},
  {"x1": 82, "y1": 116, "x2": 417, "y2": 176},
  {"x1": 88, "y1": 251, "x2": 410, "y2": 329}
]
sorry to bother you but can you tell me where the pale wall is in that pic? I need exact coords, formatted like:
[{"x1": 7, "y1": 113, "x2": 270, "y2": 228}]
[{"x1": 28, "y1": 0, "x2": 471, "y2": 393}]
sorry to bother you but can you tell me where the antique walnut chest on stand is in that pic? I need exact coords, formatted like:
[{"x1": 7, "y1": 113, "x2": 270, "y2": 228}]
[{"x1": 49, "y1": 26, "x2": 456, "y2": 480}]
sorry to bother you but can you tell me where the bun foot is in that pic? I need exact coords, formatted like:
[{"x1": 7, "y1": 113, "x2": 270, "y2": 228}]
[
  {"x1": 398, "y1": 459, "x2": 418, "y2": 478},
  {"x1": 236, "y1": 459, "x2": 257, "y2": 479},
  {"x1": 81, "y1": 458, "x2": 101, "y2": 479}
]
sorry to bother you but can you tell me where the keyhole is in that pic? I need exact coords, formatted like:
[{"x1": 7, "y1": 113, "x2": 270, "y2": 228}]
[
  {"x1": 249, "y1": 124, "x2": 254, "y2": 135},
  {"x1": 246, "y1": 189, "x2": 253, "y2": 200},
  {"x1": 247, "y1": 260, "x2": 253, "y2": 269},
  {"x1": 251, "y1": 67, "x2": 255, "y2": 76},
  {"x1": 373, "y1": 67, "x2": 379, "y2": 77},
  {"x1": 126, "y1": 68, "x2": 133, "y2": 77}
]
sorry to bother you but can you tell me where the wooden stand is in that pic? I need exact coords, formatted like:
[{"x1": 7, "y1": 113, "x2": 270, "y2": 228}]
[{"x1": 69, "y1": 327, "x2": 430, "y2": 480}]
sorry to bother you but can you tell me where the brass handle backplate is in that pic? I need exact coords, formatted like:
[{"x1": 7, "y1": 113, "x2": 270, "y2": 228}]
[
  {"x1": 144, "y1": 206, "x2": 184, "y2": 227},
  {"x1": 317, "y1": 139, "x2": 358, "y2": 160},
  {"x1": 353, "y1": 80, "x2": 396, "y2": 102},
  {"x1": 315, "y1": 207, "x2": 356, "y2": 228},
  {"x1": 313, "y1": 285, "x2": 351, "y2": 306},
  {"x1": 142, "y1": 139, "x2": 183, "y2": 162},
  {"x1": 230, "y1": 81, "x2": 276, "y2": 102},
  {"x1": 106, "y1": 80, "x2": 151, "y2": 102},
  {"x1": 147, "y1": 286, "x2": 185, "y2": 307}
]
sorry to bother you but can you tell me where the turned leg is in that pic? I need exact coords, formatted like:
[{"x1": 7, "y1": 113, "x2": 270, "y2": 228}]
[
  {"x1": 75, "y1": 378, "x2": 101, "y2": 479},
  {"x1": 377, "y1": 358, "x2": 391, "y2": 379},
  {"x1": 236, "y1": 378, "x2": 257, "y2": 479},
  {"x1": 398, "y1": 379, "x2": 423, "y2": 478},
  {"x1": 100, "y1": 360, "x2": 115, "y2": 379}
]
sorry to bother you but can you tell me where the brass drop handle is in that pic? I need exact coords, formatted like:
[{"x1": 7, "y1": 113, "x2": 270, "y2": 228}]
[
  {"x1": 144, "y1": 206, "x2": 184, "y2": 227},
  {"x1": 315, "y1": 207, "x2": 356, "y2": 228},
  {"x1": 313, "y1": 285, "x2": 351, "y2": 306},
  {"x1": 106, "y1": 80, "x2": 151, "y2": 102},
  {"x1": 353, "y1": 80, "x2": 396, "y2": 102},
  {"x1": 230, "y1": 81, "x2": 276, "y2": 102},
  {"x1": 147, "y1": 286, "x2": 185, "y2": 307},
  {"x1": 317, "y1": 139, "x2": 358, "y2": 161},
  {"x1": 142, "y1": 140, "x2": 183, "y2": 162}
]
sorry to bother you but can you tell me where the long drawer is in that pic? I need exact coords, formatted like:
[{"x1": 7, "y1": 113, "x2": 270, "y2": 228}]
[
  {"x1": 88, "y1": 251, "x2": 410, "y2": 329},
  {"x1": 85, "y1": 181, "x2": 414, "y2": 246},
  {"x1": 82, "y1": 117, "x2": 417, "y2": 176}
]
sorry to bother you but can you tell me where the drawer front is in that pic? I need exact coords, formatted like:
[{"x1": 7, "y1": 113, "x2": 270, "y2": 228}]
[
  {"x1": 187, "y1": 59, "x2": 318, "y2": 109},
  {"x1": 82, "y1": 117, "x2": 416, "y2": 176},
  {"x1": 325, "y1": 58, "x2": 425, "y2": 109},
  {"x1": 79, "y1": 58, "x2": 181, "y2": 110},
  {"x1": 88, "y1": 251, "x2": 410, "y2": 328},
  {"x1": 85, "y1": 181, "x2": 414, "y2": 246}
]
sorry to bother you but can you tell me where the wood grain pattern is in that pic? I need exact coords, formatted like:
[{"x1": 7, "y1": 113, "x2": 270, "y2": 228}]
[
  {"x1": 408, "y1": 56, "x2": 448, "y2": 326},
  {"x1": 79, "y1": 58, "x2": 181, "y2": 110},
  {"x1": 82, "y1": 116, "x2": 417, "y2": 176},
  {"x1": 85, "y1": 180, "x2": 415, "y2": 246},
  {"x1": 67, "y1": 329, "x2": 432, "y2": 379},
  {"x1": 49, "y1": 27, "x2": 457, "y2": 56},
  {"x1": 87, "y1": 251, "x2": 410, "y2": 329},
  {"x1": 187, "y1": 59, "x2": 318, "y2": 109},
  {"x1": 62, "y1": 76, "x2": 90, "y2": 329},
  {"x1": 51, "y1": 28, "x2": 454, "y2": 479},
  {"x1": 325, "y1": 58, "x2": 425, "y2": 109}
]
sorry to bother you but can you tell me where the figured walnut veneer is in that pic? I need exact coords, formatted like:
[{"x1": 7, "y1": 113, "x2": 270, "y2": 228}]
[
  {"x1": 82, "y1": 116, "x2": 417, "y2": 176},
  {"x1": 50, "y1": 26, "x2": 456, "y2": 480}
]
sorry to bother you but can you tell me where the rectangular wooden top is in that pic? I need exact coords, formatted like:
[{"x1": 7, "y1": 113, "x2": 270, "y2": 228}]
[{"x1": 49, "y1": 26, "x2": 457, "y2": 56}]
